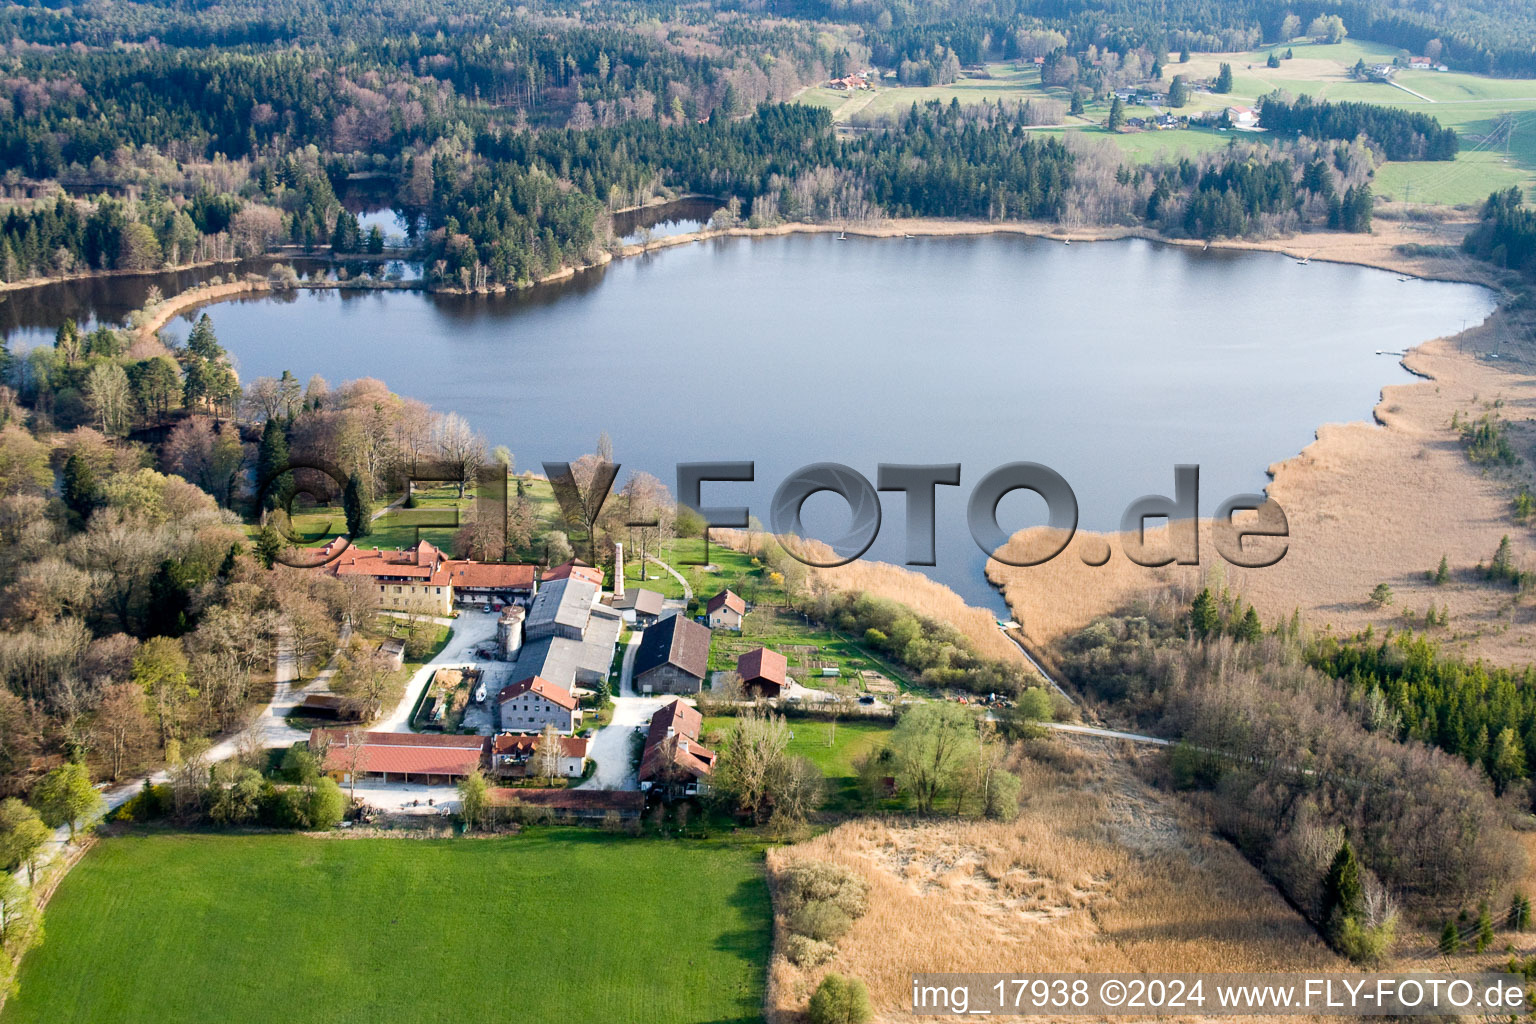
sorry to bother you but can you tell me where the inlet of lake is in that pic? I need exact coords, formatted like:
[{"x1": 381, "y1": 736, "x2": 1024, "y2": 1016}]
[{"x1": 4, "y1": 231, "x2": 1498, "y2": 609}]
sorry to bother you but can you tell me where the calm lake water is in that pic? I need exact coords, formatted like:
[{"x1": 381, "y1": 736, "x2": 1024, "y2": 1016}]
[{"x1": 47, "y1": 233, "x2": 1506, "y2": 607}]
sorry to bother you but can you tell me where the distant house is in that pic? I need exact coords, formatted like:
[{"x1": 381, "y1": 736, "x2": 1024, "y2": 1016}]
[
  {"x1": 633, "y1": 614, "x2": 711, "y2": 695},
  {"x1": 1409, "y1": 56, "x2": 1432, "y2": 70},
  {"x1": 1226, "y1": 105, "x2": 1260, "y2": 129},
  {"x1": 490, "y1": 732, "x2": 589, "y2": 778},
  {"x1": 1032, "y1": 56, "x2": 1045, "y2": 66},
  {"x1": 705, "y1": 589, "x2": 746, "y2": 630},
  {"x1": 542, "y1": 559, "x2": 603, "y2": 586},
  {"x1": 638, "y1": 699, "x2": 715, "y2": 798},
  {"x1": 496, "y1": 675, "x2": 580, "y2": 733},
  {"x1": 737, "y1": 647, "x2": 787, "y2": 700},
  {"x1": 310, "y1": 729, "x2": 487, "y2": 785},
  {"x1": 615, "y1": 587, "x2": 666, "y2": 627}
]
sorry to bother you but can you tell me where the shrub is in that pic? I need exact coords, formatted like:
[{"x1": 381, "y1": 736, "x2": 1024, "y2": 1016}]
[
  {"x1": 306, "y1": 778, "x2": 347, "y2": 829},
  {"x1": 789, "y1": 901, "x2": 853, "y2": 943},
  {"x1": 1335, "y1": 914, "x2": 1396, "y2": 966},
  {"x1": 784, "y1": 934, "x2": 835, "y2": 967},
  {"x1": 781, "y1": 861, "x2": 870, "y2": 919},
  {"x1": 280, "y1": 745, "x2": 319, "y2": 784},
  {"x1": 807, "y1": 973, "x2": 872, "y2": 1024}
]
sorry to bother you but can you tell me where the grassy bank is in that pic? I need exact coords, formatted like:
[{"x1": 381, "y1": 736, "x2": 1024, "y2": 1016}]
[{"x1": 3, "y1": 830, "x2": 770, "y2": 1024}]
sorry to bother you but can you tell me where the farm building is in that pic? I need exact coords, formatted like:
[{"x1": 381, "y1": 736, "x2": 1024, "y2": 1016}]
[
  {"x1": 736, "y1": 647, "x2": 787, "y2": 699},
  {"x1": 633, "y1": 614, "x2": 711, "y2": 695},
  {"x1": 496, "y1": 676, "x2": 580, "y2": 734},
  {"x1": 615, "y1": 587, "x2": 666, "y2": 626},
  {"x1": 638, "y1": 699, "x2": 715, "y2": 799},
  {"x1": 311, "y1": 729, "x2": 487, "y2": 785},
  {"x1": 488, "y1": 788, "x2": 644, "y2": 822}
]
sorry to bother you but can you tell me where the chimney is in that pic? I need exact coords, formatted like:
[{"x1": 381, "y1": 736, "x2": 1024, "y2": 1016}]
[
  {"x1": 666, "y1": 726, "x2": 675, "y2": 738},
  {"x1": 614, "y1": 542, "x2": 624, "y2": 600},
  {"x1": 678, "y1": 739, "x2": 689, "y2": 753}
]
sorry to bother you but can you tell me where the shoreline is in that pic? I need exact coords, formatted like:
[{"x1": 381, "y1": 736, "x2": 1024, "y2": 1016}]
[{"x1": 105, "y1": 212, "x2": 1535, "y2": 666}]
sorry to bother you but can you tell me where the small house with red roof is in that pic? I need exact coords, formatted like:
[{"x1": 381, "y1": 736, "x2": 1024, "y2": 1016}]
[
  {"x1": 737, "y1": 647, "x2": 787, "y2": 699},
  {"x1": 490, "y1": 732, "x2": 589, "y2": 778},
  {"x1": 705, "y1": 588, "x2": 746, "y2": 630},
  {"x1": 542, "y1": 559, "x2": 604, "y2": 586}
]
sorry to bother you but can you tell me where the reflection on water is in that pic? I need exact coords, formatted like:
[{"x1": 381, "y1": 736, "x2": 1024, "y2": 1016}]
[
  {"x1": 614, "y1": 198, "x2": 724, "y2": 245},
  {"x1": 145, "y1": 232, "x2": 1495, "y2": 607}
]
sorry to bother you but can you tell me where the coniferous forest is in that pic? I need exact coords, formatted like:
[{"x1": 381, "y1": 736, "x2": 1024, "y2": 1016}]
[{"x1": 0, "y1": 0, "x2": 1476, "y2": 291}]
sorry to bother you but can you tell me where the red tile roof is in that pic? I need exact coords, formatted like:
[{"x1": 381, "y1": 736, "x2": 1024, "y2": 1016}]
[
  {"x1": 737, "y1": 647, "x2": 787, "y2": 686},
  {"x1": 448, "y1": 562, "x2": 538, "y2": 588},
  {"x1": 542, "y1": 560, "x2": 604, "y2": 585},
  {"x1": 492, "y1": 732, "x2": 588, "y2": 758},
  {"x1": 495, "y1": 675, "x2": 578, "y2": 712},
  {"x1": 332, "y1": 540, "x2": 450, "y2": 583},
  {"x1": 706, "y1": 589, "x2": 746, "y2": 616},
  {"x1": 310, "y1": 729, "x2": 487, "y2": 776},
  {"x1": 639, "y1": 734, "x2": 715, "y2": 782},
  {"x1": 329, "y1": 540, "x2": 536, "y2": 591},
  {"x1": 644, "y1": 698, "x2": 702, "y2": 748}
]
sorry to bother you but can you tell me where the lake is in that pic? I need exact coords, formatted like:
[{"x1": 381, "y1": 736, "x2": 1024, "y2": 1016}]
[{"x1": 71, "y1": 233, "x2": 1509, "y2": 607}]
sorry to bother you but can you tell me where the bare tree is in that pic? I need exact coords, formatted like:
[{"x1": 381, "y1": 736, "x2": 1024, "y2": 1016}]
[
  {"x1": 621, "y1": 471, "x2": 675, "y2": 582},
  {"x1": 90, "y1": 682, "x2": 154, "y2": 781},
  {"x1": 534, "y1": 723, "x2": 565, "y2": 785},
  {"x1": 434, "y1": 412, "x2": 485, "y2": 498},
  {"x1": 243, "y1": 377, "x2": 283, "y2": 423}
]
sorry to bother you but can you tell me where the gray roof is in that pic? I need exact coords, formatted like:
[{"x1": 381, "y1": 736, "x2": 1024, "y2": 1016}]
[
  {"x1": 625, "y1": 589, "x2": 665, "y2": 617},
  {"x1": 634, "y1": 614, "x2": 711, "y2": 681},
  {"x1": 513, "y1": 608, "x2": 622, "y2": 691},
  {"x1": 525, "y1": 578, "x2": 597, "y2": 638}
]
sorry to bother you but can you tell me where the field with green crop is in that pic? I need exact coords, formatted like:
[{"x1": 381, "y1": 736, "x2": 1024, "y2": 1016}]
[{"x1": 3, "y1": 830, "x2": 770, "y2": 1024}]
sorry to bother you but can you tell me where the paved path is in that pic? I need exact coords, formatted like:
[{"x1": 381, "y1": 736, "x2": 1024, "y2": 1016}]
[
  {"x1": 645, "y1": 555, "x2": 692, "y2": 600},
  {"x1": 1043, "y1": 721, "x2": 1170, "y2": 746},
  {"x1": 581, "y1": 630, "x2": 664, "y2": 791},
  {"x1": 1388, "y1": 78, "x2": 1435, "y2": 102},
  {"x1": 374, "y1": 613, "x2": 493, "y2": 733}
]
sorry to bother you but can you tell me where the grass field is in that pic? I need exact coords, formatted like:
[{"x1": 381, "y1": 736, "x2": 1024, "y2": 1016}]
[
  {"x1": 3, "y1": 830, "x2": 770, "y2": 1024},
  {"x1": 793, "y1": 39, "x2": 1536, "y2": 204},
  {"x1": 703, "y1": 715, "x2": 891, "y2": 811},
  {"x1": 710, "y1": 606, "x2": 911, "y2": 687}
]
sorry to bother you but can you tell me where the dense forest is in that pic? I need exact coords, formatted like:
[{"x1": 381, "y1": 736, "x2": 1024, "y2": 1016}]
[
  {"x1": 0, "y1": 0, "x2": 1481, "y2": 290},
  {"x1": 1462, "y1": 187, "x2": 1536, "y2": 276},
  {"x1": 1257, "y1": 96, "x2": 1459, "y2": 161},
  {"x1": 1054, "y1": 594, "x2": 1523, "y2": 940},
  {"x1": 774, "y1": 0, "x2": 1536, "y2": 76}
]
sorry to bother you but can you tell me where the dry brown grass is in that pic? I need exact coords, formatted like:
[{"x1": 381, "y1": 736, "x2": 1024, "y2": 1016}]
[
  {"x1": 989, "y1": 230, "x2": 1536, "y2": 666},
  {"x1": 765, "y1": 738, "x2": 1342, "y2": 1023}
]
